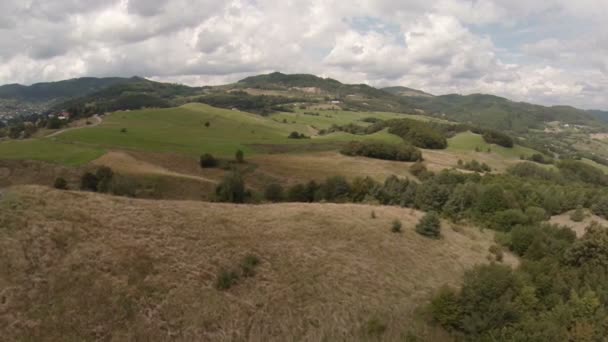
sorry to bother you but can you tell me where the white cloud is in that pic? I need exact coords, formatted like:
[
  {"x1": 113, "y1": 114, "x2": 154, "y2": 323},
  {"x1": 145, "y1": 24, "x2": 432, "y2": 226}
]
[{"x1": 1, "y1": 0, "x2": 608, "y2": 108}]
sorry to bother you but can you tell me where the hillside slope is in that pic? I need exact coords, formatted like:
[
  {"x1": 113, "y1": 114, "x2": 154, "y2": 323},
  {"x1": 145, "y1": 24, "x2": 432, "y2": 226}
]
[
  {"x1": 0, "y1": 186, "x2": 514, "y2": 341},
  {"x1": 0, "y1": 77, "x2": 142, "y2": 102},
  {"x1": 398, "y1": 93, "x2": 604, "y2": 132}
]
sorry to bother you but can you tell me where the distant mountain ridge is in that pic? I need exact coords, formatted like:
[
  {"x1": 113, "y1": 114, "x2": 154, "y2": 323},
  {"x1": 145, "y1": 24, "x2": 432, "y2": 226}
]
[
  {"x1": 398, "y1": 92, "x2": 603, "y2": 132},
  {"x1": 1, "y1": 72, "x2": 606, "y2": 132},
  {"x1": 0, "y1": 77, "x2": 144, "y2": 102},
  {"x1": 382, "y1": 86, "x2": 434, "y2": 98}
]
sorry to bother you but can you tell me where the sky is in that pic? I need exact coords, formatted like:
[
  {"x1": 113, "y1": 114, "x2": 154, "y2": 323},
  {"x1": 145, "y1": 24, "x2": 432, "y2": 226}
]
[{"x1": 2, "y1": 0, "x2": 608, "y2": 109}]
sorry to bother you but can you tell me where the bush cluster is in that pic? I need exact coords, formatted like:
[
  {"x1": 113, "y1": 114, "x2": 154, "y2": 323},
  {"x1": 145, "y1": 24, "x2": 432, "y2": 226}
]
[
  {"x1": 215, "y1": 254, "x2": 261, "y2": 290},
  {"x1": 386, "y1": 119, "x2": 448, "y2": 149},
  {"x1": 288, "y1": 131, "x2": 310, "y2": 139},
  {"x1": 481, "y1": 129, "x2": 514, "y2": 148},
  {"x1": 340, "y1": 141, "x2": 423, "y2": 162},
  {"x1": 457, "y1": 159, "x2": 491, "y2": 173}
]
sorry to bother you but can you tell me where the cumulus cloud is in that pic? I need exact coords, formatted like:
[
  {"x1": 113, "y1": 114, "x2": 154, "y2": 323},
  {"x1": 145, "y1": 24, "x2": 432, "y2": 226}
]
[{"x1": 1, "y1": 0, "x2": 608, "y2": 108}]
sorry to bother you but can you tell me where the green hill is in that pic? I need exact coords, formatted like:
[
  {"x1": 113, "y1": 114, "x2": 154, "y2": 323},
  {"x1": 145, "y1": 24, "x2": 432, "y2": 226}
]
[
  {"x1": 382, "y1": 86, "x2": 434, "y2": 98},
  {"x1": 393, "y1": 93, "x2": 604, "y2": 132},
  {"x1": 52, "y1": 79, "x2": 203, "y2": 117}
]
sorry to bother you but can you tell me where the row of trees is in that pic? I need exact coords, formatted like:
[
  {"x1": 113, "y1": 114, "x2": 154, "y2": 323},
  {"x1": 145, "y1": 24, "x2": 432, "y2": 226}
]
[{"x1": 340, "y1": 141, "x2": 423, "y2": 162}]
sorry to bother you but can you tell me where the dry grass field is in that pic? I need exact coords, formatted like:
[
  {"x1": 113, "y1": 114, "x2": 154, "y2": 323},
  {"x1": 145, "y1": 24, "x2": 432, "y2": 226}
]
[
  {"x1": 0, "y1": 186, "x2": 515, "y2": 341},
  {"x1": 549, "y1": 209, "x2": 608, "y2": 237}
]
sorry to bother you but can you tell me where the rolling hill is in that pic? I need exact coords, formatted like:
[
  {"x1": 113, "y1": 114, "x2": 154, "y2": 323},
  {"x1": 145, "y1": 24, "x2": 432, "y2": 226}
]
[
  {"x1": 0, "y1": 185, "x2": 515, "y2": 341},
  {"x1": 394, "y1": 93, "x2": 605, "y2": 132},
  {"x1": 4, "y1": 72, "x2": 606, "y2": 135},
  {"x1": 382, "y1": 86, "x2": 434, "y2": 98}
]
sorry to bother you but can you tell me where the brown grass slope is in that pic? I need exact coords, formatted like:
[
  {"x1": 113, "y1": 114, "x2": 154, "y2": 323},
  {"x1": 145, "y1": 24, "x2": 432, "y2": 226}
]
[{"x1": 0, "y1": 186, "x2": 510, "y2": 341}]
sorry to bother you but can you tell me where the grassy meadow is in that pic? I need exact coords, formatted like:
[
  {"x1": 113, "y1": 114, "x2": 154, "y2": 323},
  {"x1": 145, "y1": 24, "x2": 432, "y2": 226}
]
[
  {"x1": 0, "y1": 104, "x2": 540, "y2": 172},
  {"x1": 52, "y1": 104, "x2": 402, "y2": 158},
  {"x1": 0, "y1": 139, "x2": 104, "y2": 166},
  {"x1": 447, "y1": 131, "x2": 538, "y2": 159}
]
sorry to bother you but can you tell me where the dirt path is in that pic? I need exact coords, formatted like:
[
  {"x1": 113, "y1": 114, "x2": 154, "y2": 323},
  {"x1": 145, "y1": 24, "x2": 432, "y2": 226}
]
[{"x1": 47, "y1": 115, "x2": 103, "y2": 138}]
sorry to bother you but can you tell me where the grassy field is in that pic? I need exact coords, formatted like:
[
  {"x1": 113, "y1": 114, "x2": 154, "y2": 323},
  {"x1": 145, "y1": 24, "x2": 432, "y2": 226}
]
[
  {"x1": 0, "y1": 139, "x2": 104, "y2": 166},
  {"x1": 270, "y1": 109, "x2": 450, "y2": 130},
  {"x1": 54, "y1": 104, "x2": 403, "y2": 158},
  {"x1": 1, "y1": 185, "x2": 516, "y2": 341},
  {"x1": 447, "y1": 131, "x2": 538, "y2": 159}
]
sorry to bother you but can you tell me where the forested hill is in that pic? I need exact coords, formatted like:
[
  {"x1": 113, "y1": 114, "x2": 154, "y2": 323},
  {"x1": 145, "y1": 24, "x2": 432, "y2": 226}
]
[
  {"x1": 3, "y1": 72, "x2": 607, "y2": 133},
  {"x1": 236, "y1": 72, "x2": 399, "y2": 100},
  {"x1": 394, "y1": 92, "x2": 604, "y2": 132},
  {"x1": 0, "y1": 77, "x2": 143, "y2": 102},
  {"x1": 382, "y1": 86, "x2": 434, "y2": 98}
]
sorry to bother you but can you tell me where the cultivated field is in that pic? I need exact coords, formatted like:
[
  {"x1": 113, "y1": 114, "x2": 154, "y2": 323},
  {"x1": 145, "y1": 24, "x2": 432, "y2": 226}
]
[{"x1": 1, "y1": 185, "x2": 515, "y2": 341}]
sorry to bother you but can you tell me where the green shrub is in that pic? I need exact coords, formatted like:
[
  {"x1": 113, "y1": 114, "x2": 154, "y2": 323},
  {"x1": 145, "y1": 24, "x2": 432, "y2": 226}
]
[
  {"x1": 525, "y1": 206, "x2": 547, "y2": 224},
  {"x1": 482, "y1": 130, "x2": 513, "y2": 148},
  {"x1": 460, "y1": 159, "x2": 491, "y2": 173},
  {"x1": 288, "y1": 131, "x2": 309, "y2": 139},
  {"x1": 430, "y1": 286, "x2": 462, "y2": 329},
  {"x1": 371, "y1": 210, "x2": 376, "y2": 219},
  {"x1": 53, "y1": 177, "x2": 68, "y2": 190},
  {"x1": 489, "y1": 245, "x2": 504, "y2": 262},
  {"x1": 240, "y1": 254, "x2": 261, "y2": 278},
  {"x1": 416, "y1": 211, "x2": 441, "y2": 238},
  {"x1": 510, "y1": 225, "x2": 538, "y2": 256},
  {"x1": 215, "y1": 269, "x2": 240, "y2": 290},
  {"x1": 80, "y1": 172, "x2": 99, "y2": 192},
  {"x1": 391, "y1": 219, "x2": 402, "y2": 233},
  {"x1": 492, "y1": 209, "x2": 528, "y2": 232},
  {"x1": 96, "y1": 166, "x2": 114, "y2": 193},
  {"x1": 340, "y1": 141, "x2": 423, "y2": 162},
  {"x1": 264, "y1": 183, "x2": 284, "y2": 202},
  {"x1": 387, "y1": 119, "x2": 447, "y2": 149},
  {"x1": 592, "y1": 196, "x2": 608, "y2": 219},
  {"x1": 409, "y1": 162, "x2": 434, "y2": 180},
  {"x1": 571, "y1": 206, "x2": 585, "y2": 222},
  {"x1": 235, "y1": 149, "x2": 244, "y2": 163},
  {"x1": 200, "y1": 153, "x2": 218, "y2": 168},
  {"x1": 317, "y1": 176, "x2": 351, "y2": 202},
  {"x1": 215, "y1": 171, "x2": 246, "y2": 203},
  {"x1": 110, "y1": 176, "x2": 137, "y2": 197},
  {"x1": 363, "y1": 318, "x2": 387, "y2": 337}
]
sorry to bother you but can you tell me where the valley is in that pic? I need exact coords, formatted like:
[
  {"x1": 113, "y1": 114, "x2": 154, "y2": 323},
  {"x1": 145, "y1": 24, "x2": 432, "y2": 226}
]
[{"x1": 2, "y1": 72, "x2": 608, "y2": 340}]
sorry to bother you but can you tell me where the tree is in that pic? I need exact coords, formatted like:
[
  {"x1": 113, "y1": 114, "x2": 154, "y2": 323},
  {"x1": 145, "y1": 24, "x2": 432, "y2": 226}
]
[
  {"x1": 416, "y1": 211, "x2": 441, "y2": 238},
  {"x1": 476, "y1": 185, "x2": 509, "y2": 214},
  {"x1": 571, "y1": 206, "x2": 585, "y2": 222},
  {"x1": 317, "y1": 176, "x2": 351, "y2": 202},
  {"x1": 200, "y1": 153, "x2": 218, "y2": 168},
  {"x1": 264, "y1": 183, "x2": 284, "y2": 202},
  {"x1": 391, "y1": 219, "x2": 402, "y2": 233},
  {"x1": 216, "y1": 171, "x2": 246, "y2": 203},
  {"x1": 80, "y1": 172, "x2": 99, "y2": 192},
  {"x1": 235, "y1": 149, "x2": 244, "y2": 163},
  {"x1": 96, "y1": 166, "x2": 114, "y2": 193},
  {"x1": 53, "y1": 177, "x2": 68, "y2": 190},
  {"x1": 592, "y1": 196, "x2": 608, "y2": 219},
  {"x1": 415, "y1": 181, "x2": 450, "y2": 211}
]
